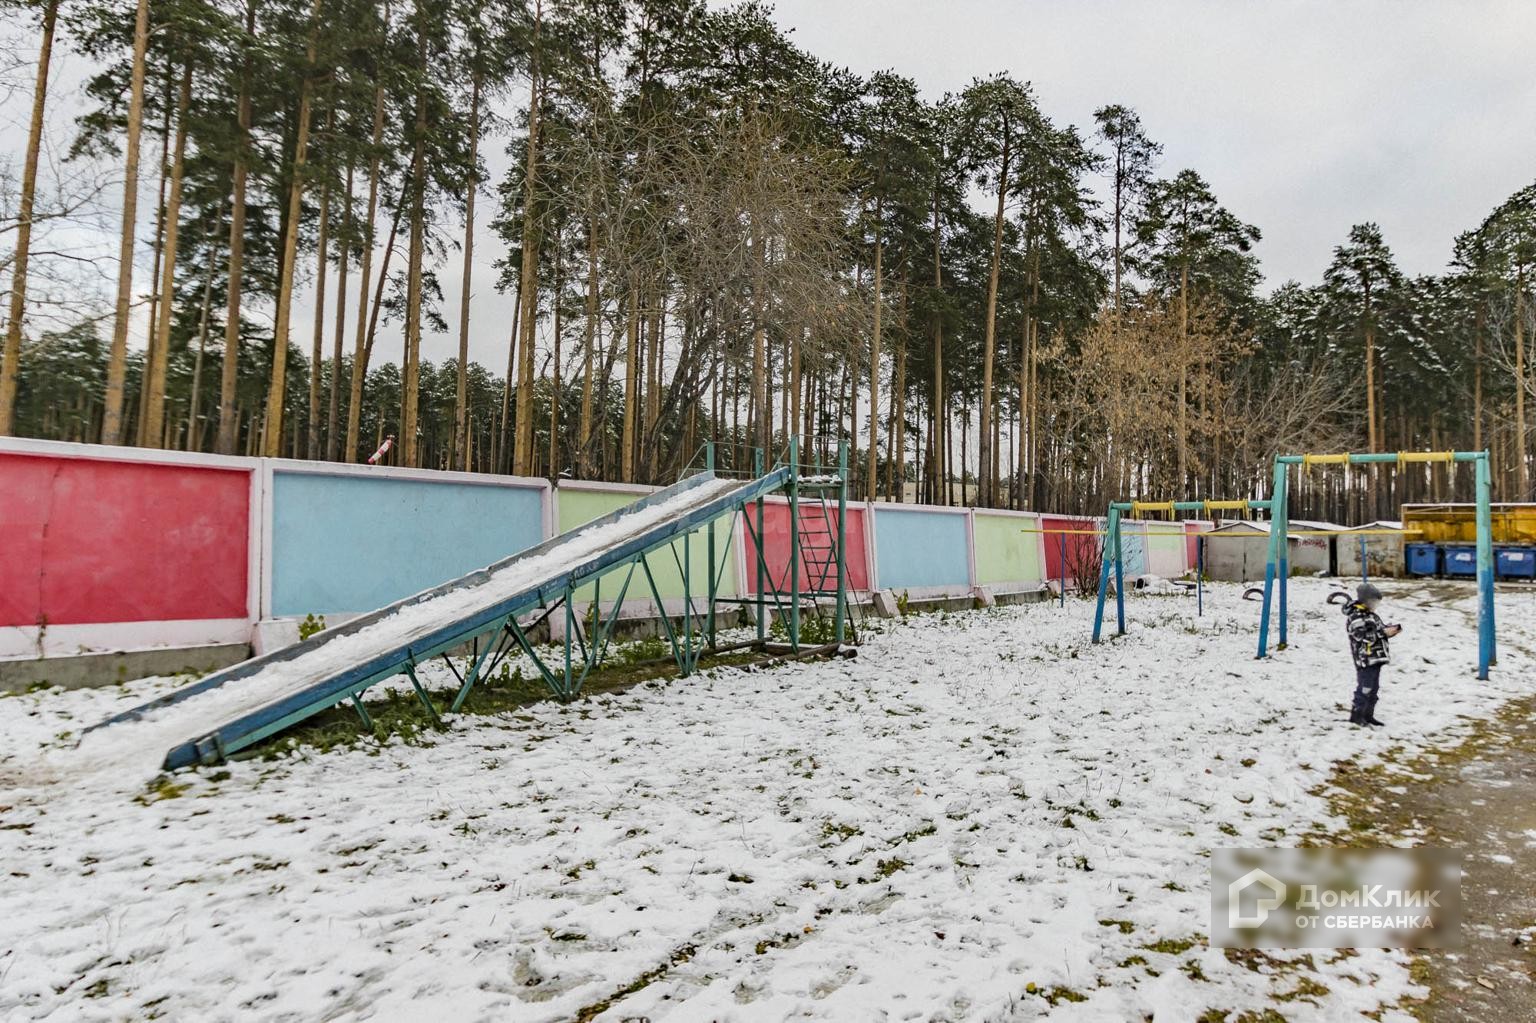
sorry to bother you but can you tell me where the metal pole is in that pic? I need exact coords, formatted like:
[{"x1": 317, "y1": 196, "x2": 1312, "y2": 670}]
[
  {"x1": 754, "y1": 447, "x2": 765, "y2": 644},
  {"x1": 1476, "y1": 452, "x2": 1494, "y2": 679},
  {"x1": 789, "y1": 436, "x2": 801, "y2": 652},
  {"x1": 1257, "y1": 457, "x2": 1286, "y2": 658},
  {"x1": 1091, "y1": 508, "x2": 1118, "y2": 643},
  {"x1": 563, "y1": 584, "x2": 574, "y2": 698},
  {"x1": 683, "y1": 527, "x2": 692, "y2": 672},
  {"x1": 1197, "y1": 534, "x2": 1204, "y2": 617},
  {"x1": 706, "y1": 441, "x2": 717, "y2": 648},
  {"x1": 1114, "y1": 511, "x2": 1126, "y2": 635},
  {"x1": 1058, "y1": 532, "x2": 1066, "y2": 608},
  {"x1": 835, "y1": 439, "x2": 848, "y2": 647},
  {"x1": 1278, "y1": 464, "x2": 1290, "y2": 649},
  {"x1": 1360, "y1": 535, "x2": 1368, "y2": 584}
]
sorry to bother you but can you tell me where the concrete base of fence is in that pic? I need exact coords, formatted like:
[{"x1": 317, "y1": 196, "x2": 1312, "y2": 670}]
[
  {"x1": 253, "y1": 619, "x2": 302, "y2": 657},
  {"x1": 8, "y1": 587, "x2": 1057, "y2": 694},
  {"x1": 972, "y1": 586, "x2": 997, "y2": 608},
  {"x1": 0, "y1": 643, "x2": 251, "y2": 694}
]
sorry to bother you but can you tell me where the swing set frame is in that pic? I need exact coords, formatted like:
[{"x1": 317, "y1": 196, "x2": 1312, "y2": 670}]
[{"x1": 1090, "y1": 450, "x2": 1497, "y2": 681}]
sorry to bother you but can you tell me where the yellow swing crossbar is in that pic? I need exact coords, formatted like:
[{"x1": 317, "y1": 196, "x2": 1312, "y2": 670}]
[
  {"x1": 1201, "y1": 499, "x2": 1249, "y2": 512},
  {"x1": 1301, "y1": 453, "x2": 1350, "y2": 469},
  {"x1": 1130, "y1": 500, "x2": 1176, "y2": 517},
  {"x1": 1397, "y1": 451, "x2": 1456, "y2": 465}
]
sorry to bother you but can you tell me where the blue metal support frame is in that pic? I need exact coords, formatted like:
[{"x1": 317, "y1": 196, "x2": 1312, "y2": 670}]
[
  {"x1": 1093, "y1": 497, "x2": 1273, "y2": 643},
  {"x1": 1260, "y1": 450, "x2": 1495, "y2": 679}
]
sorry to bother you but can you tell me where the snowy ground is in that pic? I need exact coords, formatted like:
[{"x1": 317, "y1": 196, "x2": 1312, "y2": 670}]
[{"x1": 2, "y1": 578, "x2": 1535, "y2": 1022}]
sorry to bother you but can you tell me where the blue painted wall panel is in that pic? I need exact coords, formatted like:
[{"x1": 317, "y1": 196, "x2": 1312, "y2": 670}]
[
  {"x1": 873, "y1": 508, "x2": 970, "y2": 590},
  {"x1": 1121, "y1": 531, "x2": 1147, "y2": 576},
  {"x1": 271, "y1": 473, "x2": 545, "y2": 616}
]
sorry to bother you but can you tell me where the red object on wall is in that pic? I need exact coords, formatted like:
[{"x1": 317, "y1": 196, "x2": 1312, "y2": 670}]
[
  {"x1": 1185, "y1": 521, "x2": 1204, "y2": 570},
  {"x1": 0, "y1": 453, "x2": 250, "y2": 627},
  {"x1": 742, "y1": 500, "x2": 872, "y2": 593},
  {"x1": 1041, "y1": 516, "x2": 1102, "y2": 583}
]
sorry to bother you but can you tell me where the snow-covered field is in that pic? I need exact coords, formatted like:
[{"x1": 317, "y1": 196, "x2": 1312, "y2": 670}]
[{"x1": 2, "y1": 578, "x2": 1534, "y2": 1021}]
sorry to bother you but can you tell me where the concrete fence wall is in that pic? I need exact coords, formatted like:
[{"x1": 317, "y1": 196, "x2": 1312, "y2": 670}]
[{"x1": 4, "y1": 437, "x2": 1216, "y2": 669}]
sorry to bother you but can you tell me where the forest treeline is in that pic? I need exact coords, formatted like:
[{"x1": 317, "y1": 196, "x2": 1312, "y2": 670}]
[{"x1": 1, "y1": 0, "x2": 1533, "y2": 521}]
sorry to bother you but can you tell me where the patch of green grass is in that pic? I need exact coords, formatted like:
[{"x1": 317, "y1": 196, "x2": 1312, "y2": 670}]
[
  {"x1": 866, "y1": 857, "x2": 908, "y2": 881},
  {"x1": 135, "y1": 774, "x2": 191, "y2": 805},
  {"x1": 1099, "y1": 919, "x2": 1135, "y2": 934},
  {"x1": 1043, "y1": 986, "x2": 1088, "y2": 1005},
  {"x1": 820, "y1": 820, "x2": 862, "y2": 843},
  {"x1": 1143, "y1": 936, "x2": 1199, "y2": 955},
  {"x1": 1275, "y1": 976, "x2": 1330, "y2": 1003}
]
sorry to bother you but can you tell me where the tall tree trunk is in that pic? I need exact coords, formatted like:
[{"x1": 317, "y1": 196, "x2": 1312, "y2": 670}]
[
  {"x1": 891, "y1": 282, "x2": 907, "y2": 502},
  {"x1": 1363, "y1": 274, "x2": 1377, "y2": 453},
  {"x1": 134, "y1": 65, "x2": 173, "y2": 447},
  {"x1": 578, "y1": 219, "x2": 597, "y2": 475},
  {"x1": 262, "y1": 0, "x2": 323, "y2": 458},
  {"x1": 931, "y1": 182, "x2": 945, "y2": 505},
  {"x1": 215, "y1": 0, "x2": 255, "y2": 454},
  {"x1": 496, "y1": 272, "x2": 520, "y2": 473},
  {"x1": 548, "y1": 222, "x2": 563, "y2": 479},
  {"x1": 751, "y1": 231, "x2": 768, "y2": 455},
  {"x1": 141, "y1": 62, "x2": 192, "y2": 449},
  {"x1": 101, "y1": 0, "x2": 151, "y2": 445},
  {"x1": 1473, "y1": 303, "x2": 1484, "y2": 452},
  {"x1": 1516, "y1": 267, "x2": 1528, "y2": 495},
  {"x1": 344, "y1": 70, "x2": 388, "y2": 462},
  {"x1": 867, "y1": 204, "x2": 882, "y2": 501},
  {"x1": 454, "y1": 66, "x2": 482, "y2": 471},
  {"x1": 0, "y1": 0, "x2": 60, "y2": 434},
  {"x1": 307, "y1": 126, "x2": 332, "y2": 459},
  {"x1": 400, "y1": 22, "x2": 428, "y2": 468},
  {"x1": 327, "y1": 158, "x2": 353, "y2": 460},
  {"x1": 185, "y1": 217, "x2": 220, "y2": 449},
  {"x1": 1177, "y1": 263, "x2": 1189, "y2": 489},
  {"x1": 512, "y1": 0, "x2": 544, "y2": 476},
  {"x1": 979, "y1": 123, "x2": 1009, "y2": 506},
  {"x1": 622, "y1": 288, "x2": 638, "y2": 481}
]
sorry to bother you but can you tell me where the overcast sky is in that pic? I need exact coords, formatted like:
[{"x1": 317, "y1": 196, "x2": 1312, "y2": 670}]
[
  {"x1": 8, "y1": 0, "x2": 1536, "y2": 370},
  {"x1": 756, "y1": 0, "x2": 1536, "y2": 288}
]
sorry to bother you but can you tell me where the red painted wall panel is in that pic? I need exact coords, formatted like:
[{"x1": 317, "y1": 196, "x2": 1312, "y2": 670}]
[
  {"x1": 0, "y1": 454, "x2": 250, "y2": 627},
  {"x1": 1041, "y1": 516, "x2": 1102, "y2": 583},
  {"x1": 743, "y1": 501, "x2": 872, "y2": 593}
]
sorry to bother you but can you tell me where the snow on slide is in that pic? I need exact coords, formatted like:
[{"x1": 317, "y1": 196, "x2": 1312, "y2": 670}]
[{"x1": 62, "y1": 475, "x2": 744, "y2": 782}]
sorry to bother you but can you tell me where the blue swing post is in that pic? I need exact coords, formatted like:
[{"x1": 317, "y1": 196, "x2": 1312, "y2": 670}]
[{"x1": 1266, "y1": 450, "x2": 1495, "y2": 679}]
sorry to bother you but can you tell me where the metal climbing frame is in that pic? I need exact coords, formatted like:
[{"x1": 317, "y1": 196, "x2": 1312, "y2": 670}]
[
  {"x1": 1091, "y1": 497, "x2": 1274, "y2": 643},
  {"x1": 1260, "y1": 450, "x2": 1496, "y2": 680},
  {"x1": 735, "y1": 437, "x2": 855, "y2": 653}
]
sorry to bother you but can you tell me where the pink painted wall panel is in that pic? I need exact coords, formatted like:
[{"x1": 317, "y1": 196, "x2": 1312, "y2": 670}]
[
  {"x1": 1041, "y1": 516, "x2": 1101, "y2": 582},
  {"x1": 743, "y1": 502, "x2": 872, "y2": 593},
  {"x1": 0, "y1": 454, "x2": 250, "y2": 627}
]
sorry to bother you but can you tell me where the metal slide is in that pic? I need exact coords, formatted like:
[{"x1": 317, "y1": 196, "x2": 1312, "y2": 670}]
[{"x1": 87, "y1": 467, "x2": 792, "y2": 770}]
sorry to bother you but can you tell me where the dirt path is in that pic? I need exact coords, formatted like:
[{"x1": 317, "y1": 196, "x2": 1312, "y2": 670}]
[{"x1": 1313, "y1": 581, "x2": 1536, "y2": 1020}]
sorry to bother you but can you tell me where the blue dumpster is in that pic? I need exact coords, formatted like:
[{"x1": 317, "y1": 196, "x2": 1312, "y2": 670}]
[
  {"x1": 1442, "y1": 544, "x2": 1477, "y2": 578},
  {"x1": 1405, "y1": 543, "x2": 1440, "y2": 577},
  {"x1": 1495, "y1": 546, "x2": 1536, "y2": 580}
]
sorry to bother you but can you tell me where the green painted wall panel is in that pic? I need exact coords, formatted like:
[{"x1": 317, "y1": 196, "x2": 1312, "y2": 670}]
[
  {"x1": 556, "y1": 487, "x2": 739, "y2": 603},
  {"x1": 971, "y1": 512, "x2": 1043, "y2": 586}
]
